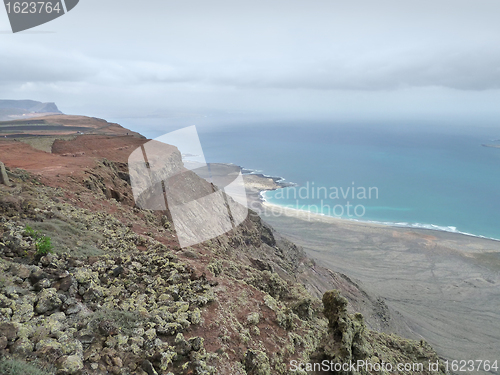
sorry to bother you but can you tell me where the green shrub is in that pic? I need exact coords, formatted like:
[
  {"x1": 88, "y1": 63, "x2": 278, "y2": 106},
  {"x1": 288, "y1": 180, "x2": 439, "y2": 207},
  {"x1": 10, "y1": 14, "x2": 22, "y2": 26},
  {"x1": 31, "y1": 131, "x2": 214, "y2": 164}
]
[
  {"x1": 24, "y1": 224, "x2": 37, "y2": 238},
  {"x1": 36, "y1": 236, "x2": 53, "y2": 256},
  {"x1": 24, "y1": 225, "x2": 54, "y2": 256}
]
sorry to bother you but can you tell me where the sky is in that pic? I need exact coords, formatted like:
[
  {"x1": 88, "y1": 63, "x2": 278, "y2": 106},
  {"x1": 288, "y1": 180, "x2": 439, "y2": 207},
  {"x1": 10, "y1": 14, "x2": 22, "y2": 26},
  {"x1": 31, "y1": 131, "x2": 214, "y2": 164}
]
[{"x1": 1, "y1": 0, "x2": 500, "y2": 125}]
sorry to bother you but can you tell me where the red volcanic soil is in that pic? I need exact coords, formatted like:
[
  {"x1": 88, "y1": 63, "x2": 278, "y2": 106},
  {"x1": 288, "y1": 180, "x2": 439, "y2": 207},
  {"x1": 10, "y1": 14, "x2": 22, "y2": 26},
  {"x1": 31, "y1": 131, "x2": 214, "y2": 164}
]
[
  {"x1": 52, "y1": 134, "x2": 148, "y2": 161},
  {"x1": 0, "y1": 114, "x2": 143, "y2": 137},
  {"x1": 0, "y1": 134, "x2": 148, "y2": 186},
  {"x1": 0, "y1": 114, "x2": 147, "y2": 183},
  {"x1": 0, "y1": 133, "x2": 163, "y2": 245}
]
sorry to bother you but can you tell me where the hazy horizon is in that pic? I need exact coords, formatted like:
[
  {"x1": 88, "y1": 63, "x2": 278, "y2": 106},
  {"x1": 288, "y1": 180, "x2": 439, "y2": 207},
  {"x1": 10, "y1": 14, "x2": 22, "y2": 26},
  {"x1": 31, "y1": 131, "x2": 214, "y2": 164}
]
[{"x1": 2, "y1": 0, "x2": 500, "y2": 127}]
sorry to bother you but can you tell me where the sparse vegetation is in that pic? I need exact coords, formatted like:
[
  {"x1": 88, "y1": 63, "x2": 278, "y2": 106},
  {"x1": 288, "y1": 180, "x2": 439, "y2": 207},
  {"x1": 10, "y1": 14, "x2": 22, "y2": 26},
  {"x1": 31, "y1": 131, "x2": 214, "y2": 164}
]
[
  {"x1": 27, "y1": 219, "x2": 105, "y2": 257},
  {"x1": 24, "y1": 224, "x2": 54, "y2": 256},
  {"x1": 208, "y1": 259, "x2": 224, "y2": 276},
  {"x1": 88, "y1": 308, "x2": 140, "y2": 335},
  {"x1": 0, "y1": 357, "x2": 53, "y2": 375}
]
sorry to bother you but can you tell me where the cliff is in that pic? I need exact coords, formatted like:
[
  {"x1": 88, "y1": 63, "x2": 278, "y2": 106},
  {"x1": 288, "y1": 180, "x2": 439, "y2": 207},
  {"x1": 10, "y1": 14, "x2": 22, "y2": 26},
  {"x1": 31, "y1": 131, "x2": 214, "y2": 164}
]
[
  {"x1": 0, "y1": 116, "x2": 445, "y2": 375},
  {"x1": 0, "y1": 100, "x2": 62, "y2": 121}
]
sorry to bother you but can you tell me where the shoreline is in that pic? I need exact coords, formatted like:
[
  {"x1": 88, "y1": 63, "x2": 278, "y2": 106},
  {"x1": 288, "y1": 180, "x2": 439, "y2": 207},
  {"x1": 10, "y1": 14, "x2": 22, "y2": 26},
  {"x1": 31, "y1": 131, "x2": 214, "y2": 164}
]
[
  {"x1": 233, "y1": 162, "x2": 500, "y2": 366},
  {"x1": 241, "y1": 167, "x2": 296, "y2": 189},
  {"x1": 260, "y1": 197, "x2": 500, "y2": 243},
  {"x1": 240, "y1": 163, "x2": 500, "y2": 369},
  {"x1": 242, "y1": 167, "x2": 500, "y2": 243}
]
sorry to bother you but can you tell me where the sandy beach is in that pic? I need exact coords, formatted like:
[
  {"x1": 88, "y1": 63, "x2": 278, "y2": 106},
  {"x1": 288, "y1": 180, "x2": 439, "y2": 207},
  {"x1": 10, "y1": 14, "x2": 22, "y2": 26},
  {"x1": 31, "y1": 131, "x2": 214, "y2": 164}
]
[{"x1": 242, "y1": 169, "x2": 500, "y2": 371}]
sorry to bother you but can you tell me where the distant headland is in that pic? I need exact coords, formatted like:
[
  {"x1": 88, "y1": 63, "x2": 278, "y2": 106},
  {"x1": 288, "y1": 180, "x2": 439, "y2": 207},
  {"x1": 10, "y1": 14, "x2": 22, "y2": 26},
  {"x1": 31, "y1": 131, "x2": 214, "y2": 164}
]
[{"x1": 0, "y1": 99, "x2": 62, "y2": 121}]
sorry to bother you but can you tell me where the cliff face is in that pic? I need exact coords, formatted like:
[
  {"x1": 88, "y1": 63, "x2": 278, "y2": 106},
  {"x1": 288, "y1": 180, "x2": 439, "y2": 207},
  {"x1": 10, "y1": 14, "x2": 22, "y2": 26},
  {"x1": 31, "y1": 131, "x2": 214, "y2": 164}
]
[{"x1": 0, "y1": 125, "x2": 445, "y2": 375}]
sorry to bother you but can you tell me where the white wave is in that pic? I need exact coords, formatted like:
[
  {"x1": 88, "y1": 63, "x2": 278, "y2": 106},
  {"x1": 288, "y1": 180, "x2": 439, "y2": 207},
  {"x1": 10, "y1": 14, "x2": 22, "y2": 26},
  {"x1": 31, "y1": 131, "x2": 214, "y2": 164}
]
[
  {"x1": 349, "y1": 219, "x2": 499, "y2": 241},
  {"x1": 262, "y1": 196, "x2": 500, "y2": 242}
]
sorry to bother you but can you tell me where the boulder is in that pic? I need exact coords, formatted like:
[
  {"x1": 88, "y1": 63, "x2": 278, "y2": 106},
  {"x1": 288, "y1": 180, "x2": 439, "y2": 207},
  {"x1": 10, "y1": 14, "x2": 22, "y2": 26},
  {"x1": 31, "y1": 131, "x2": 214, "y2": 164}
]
[
  {"x1": 11, "y1": 297, "x2": 35, "y2": 322},
  {"x1": 244, "y1": 349, "x2": 271, "y2": 375},
  {"x1": 35, "y1": 288, "x2": 62, "y2": 314},
  {"x1": 189, "y1": 336, "x2": 203, "y2": 352},
  {"x1": 30, "y1": 268, "x2": 48, "y2": 283},
  {"x1": 34, "y1": 278, "x2": 52, "y2": 291},
  {"x1": 58, "y1": 354, "x2": 84, "y2": 374},
  {"x1": 10, "y1": 264, "x2": 31, "y2": 279},
  {"x1": 11, "y1": 337, "x2": 35, "y2": 355},
  {"x1": 0, "y1": 162, "x2": 10, "y2": 186},
  {"x1": 0, "y1": 322, "x2": 18, "y2": 341},
  {"x1": 142, "y1": 360, "x2": 158, "y2": 375}
]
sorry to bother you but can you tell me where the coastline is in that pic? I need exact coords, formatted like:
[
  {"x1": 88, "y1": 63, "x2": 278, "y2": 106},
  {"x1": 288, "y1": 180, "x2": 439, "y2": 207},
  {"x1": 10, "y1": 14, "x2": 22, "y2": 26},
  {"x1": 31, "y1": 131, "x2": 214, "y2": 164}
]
[
  {"x1": 261, "y1": 197, "x2": 500, "y2": 242},
  {"x1": 241, "y1": 166, "x2": 500, "y2": 369},
  {"x1": 242, "y1": 167, "x2": 500, "y2": 243}
]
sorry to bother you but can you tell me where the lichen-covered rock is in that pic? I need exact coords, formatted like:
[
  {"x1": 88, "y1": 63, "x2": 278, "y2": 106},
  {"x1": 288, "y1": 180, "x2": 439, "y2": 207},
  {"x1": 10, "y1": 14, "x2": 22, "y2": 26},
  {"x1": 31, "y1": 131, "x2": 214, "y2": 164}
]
[
  {"x1": 0, "y1": 307, "x2": 13, "y2": 319},
  {"x1": 36, "y1": 337, "x2": 62, "y2": 352},
  {"x1": 35, "y1": 288, "x2": 62, "y2": 314},
  {"x1": 313, "y1": 290, "x2": 445, "y2": 375},
  {"x1": 320, "y1": 289, "x2": 371, "y2": 361},
  {"x1": 0, "y1": 335, "x2": 7, "y2": 349},
  {"x1": 0, "y1": 322, "x2": 18, "y2": 341},
  {"x1": 46, "y1": 318, "x2": 65, "y2": 337},
  {"x1": 142, "y1": 359, "x2": 159, "y2": 375},
  {"x1": 144, "y1": 328, "x2": 156, "y2": 341},
  {"x1": 11, "y1": 296, "x2": 35, "y2": 322},
  {"x1": 189, "y1": 308, "x2": 202, "y2": 325},
  {"x1": 58, "y1": 354, "x2": 84, "y2": 374},
  {"x1": 244, "y1": 349, "x2": 271, "y2": 375},
  {"x1": 189, "y1": 336, "x2": 203, "y2": 352},
  {"x1": 292, "y1": 298, "x2": 313, "y2": 320},
  {"x1": 174, "y1": 333, "x2": 191, "y2": 355},
  {"x1": 0, "y1": 294, "x2": 13, "y2": 308},
  {"x1": 34, "y1": 278, "x2": 52, "y2": 291},
  {"x1": 82, "y1": 285, "x2": 104, "y2": 302},
  {"x1": 0, "y1": 161, "x2": 11, "y2": 186},
  {"x1": 247, "y1": 312, "x2": 260, "y2": 325},
  {"x1": 16, "y1": 321, "x2": 36, "y2": 339},
  {"x1": 10, "y1": 264, "x2": 31, "y2": 279},
  {"x1": 74, "y1": 268, "x2": 96, "y2": 285},
  {"x1": 10, "y1": 336, "x2": 34, "y2": 355},
  {"x1": 59, "y1": 336, "x2": 83, "y2": 357},
  {"x1": 159, "y1": 351, "x2": 176, "y2": 371}
]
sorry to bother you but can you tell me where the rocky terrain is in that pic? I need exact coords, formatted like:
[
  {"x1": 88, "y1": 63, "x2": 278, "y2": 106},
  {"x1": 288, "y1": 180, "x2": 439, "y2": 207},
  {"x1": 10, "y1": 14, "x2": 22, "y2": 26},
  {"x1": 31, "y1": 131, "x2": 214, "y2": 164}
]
[
  {"x1": 261, "y1": 202, "x2": 500, "y2": 374},
  {"x1": 0, "y1": 116, "x2": 446, "y2": 374}
]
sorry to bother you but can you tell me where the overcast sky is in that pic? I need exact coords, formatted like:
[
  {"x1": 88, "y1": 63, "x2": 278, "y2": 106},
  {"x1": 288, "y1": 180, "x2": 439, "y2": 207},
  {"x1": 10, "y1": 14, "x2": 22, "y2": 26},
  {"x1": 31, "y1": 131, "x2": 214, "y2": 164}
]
[{"x1": 1, "y1": 0, "x2": 500, "y2": 125}]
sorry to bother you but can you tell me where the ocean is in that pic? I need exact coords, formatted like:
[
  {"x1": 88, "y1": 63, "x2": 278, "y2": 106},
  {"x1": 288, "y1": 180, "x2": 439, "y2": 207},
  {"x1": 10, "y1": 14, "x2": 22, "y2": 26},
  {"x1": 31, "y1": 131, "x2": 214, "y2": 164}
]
[{"x1": 113, "y1": 116, "x2": 500, "y2": 240}]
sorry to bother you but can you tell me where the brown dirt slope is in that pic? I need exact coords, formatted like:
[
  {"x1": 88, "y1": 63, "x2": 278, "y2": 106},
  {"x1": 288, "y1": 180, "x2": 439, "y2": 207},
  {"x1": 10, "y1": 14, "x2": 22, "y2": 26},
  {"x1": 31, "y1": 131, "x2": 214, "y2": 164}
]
[{"x1": 0, "y1": 115, "x2": 143, "y2": 138}]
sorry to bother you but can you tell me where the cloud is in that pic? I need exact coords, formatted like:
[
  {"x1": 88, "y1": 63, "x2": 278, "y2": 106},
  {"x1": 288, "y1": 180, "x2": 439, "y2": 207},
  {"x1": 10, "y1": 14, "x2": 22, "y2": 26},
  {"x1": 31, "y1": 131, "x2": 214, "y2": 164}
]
[
  {"x1": 2, "y1": 0, "x2": 500, "y2": 119},
  {"x1": 210, "y1": 47, "x2": 500, "y2": 91},
  {"x1": 3, "y1": 42, "x2": 500, "y2": 93}
]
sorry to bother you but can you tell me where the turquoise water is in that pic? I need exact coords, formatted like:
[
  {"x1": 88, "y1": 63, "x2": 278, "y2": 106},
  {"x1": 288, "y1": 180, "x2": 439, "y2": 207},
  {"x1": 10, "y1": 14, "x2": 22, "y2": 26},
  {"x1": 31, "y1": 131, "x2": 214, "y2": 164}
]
[
  {"x1": 115, "y1": 117, "x2": 500, "y2": 240},
  {"x1": 261, "y1": 125, "x2": 500, "y2": 239}
]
